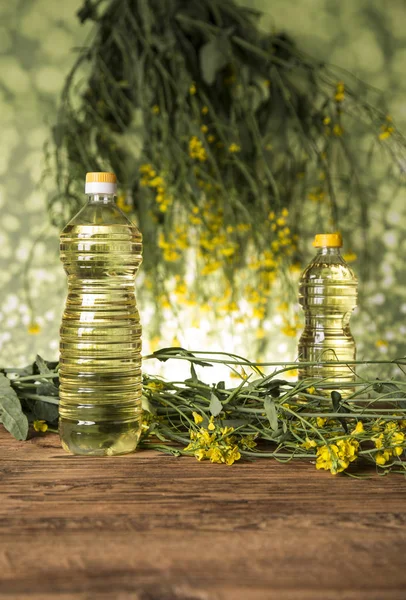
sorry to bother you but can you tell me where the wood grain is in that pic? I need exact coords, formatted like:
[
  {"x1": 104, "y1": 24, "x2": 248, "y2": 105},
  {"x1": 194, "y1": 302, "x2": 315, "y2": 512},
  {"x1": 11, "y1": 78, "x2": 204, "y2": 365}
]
[{"x1": 1, "y1": 427, "x2": 406, "y2": 600}]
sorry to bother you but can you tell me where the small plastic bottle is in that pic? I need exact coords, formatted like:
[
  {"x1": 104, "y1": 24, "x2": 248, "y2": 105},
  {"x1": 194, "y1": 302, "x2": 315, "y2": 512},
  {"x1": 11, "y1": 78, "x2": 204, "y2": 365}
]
[
  {"x1": 59, "y1": 172, "x2": 143, "y2": 455},
  {"x1": 298, "y1": 233, "x2": 357, "y2": 398}
]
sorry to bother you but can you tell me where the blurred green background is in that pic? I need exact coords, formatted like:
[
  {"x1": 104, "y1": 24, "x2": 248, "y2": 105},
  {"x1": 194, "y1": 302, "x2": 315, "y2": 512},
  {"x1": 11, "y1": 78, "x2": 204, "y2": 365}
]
[{"x1": 1, "y1": 0, "x2": 405, "y2": 366}]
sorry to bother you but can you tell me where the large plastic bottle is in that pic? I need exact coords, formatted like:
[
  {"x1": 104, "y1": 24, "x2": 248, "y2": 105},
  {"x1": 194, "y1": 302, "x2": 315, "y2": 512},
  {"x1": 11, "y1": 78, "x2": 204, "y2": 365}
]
[
  {"x1": 59, "y1": 172, "x2": 143, "y2": 455},
  {"x1": 298, "y1": 233, "x2": 357, "y2": 398}
]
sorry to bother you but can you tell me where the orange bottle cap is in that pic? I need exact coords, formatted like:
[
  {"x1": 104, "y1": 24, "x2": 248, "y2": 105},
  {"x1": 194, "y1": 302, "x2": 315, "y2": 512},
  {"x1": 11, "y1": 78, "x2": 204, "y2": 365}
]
[
  {"x1": 312, "y1": 233, "x2": 343, "y2": 248},
  {"x1": 85, "y1": 172, "x2": 117, "y2": 194},
  {"x1": 85, "y1": 172, "x2": 117, "y2": 183}
]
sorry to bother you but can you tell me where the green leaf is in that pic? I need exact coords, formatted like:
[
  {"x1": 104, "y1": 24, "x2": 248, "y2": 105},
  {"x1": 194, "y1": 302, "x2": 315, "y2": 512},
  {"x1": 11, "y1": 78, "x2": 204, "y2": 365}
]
[
  {"x1": 331, "y1": 390, "x2": 342, "y2": 412},
  {"x1": 373, "y1": 381, "x2": 406, "y2": 404},
  {"x1": 36, "y1": 382, "x2": 59, "y2": 396},
  {"x1": 0, "y1": 373, "x2": 29, "y2": 440},
  {"x1": 264, "y1": 396, "x2": 278, "y2": 431},
  {"x1": 35, "y1": 355, "x2": 52, "y2": 374},
  {"x1": 151, "y1": 347, "x2": 212, "y2": 367},
  {"x1": 190, "y1": 363, "x2": 198, "y2": 383},
  {"x1": 141, "y1": 394, "x2": 156, "y2": 415},
  {"x1": 200, "y1": 36, "x2": 230, "y2": 85},
  {"x1": 331, "y1": 390, "x2": 349, "y2": 433},
  {"x1": 33, "y1": 400, "x2": 59, "y2": 423},
  {"x1": 209, "y1": 392, "x2": 223, "y2": 417}
]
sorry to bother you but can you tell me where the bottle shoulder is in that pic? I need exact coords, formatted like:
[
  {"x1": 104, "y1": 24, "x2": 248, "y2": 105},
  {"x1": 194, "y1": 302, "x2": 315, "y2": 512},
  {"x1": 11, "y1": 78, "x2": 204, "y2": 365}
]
[
  {"x1": 301, "y1": 256, "x2": 357, "y2": 283},
  {"x1": 61, "y1": 203, "x2": 142, "y2": 238}
]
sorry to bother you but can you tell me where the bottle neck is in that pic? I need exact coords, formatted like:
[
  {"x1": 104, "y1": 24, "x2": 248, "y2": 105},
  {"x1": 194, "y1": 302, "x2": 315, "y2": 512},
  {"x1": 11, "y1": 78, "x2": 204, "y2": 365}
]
[
  {"x1": 317, "y1": 247, "x2": 341, "y2": 256},
  {"x1": 88, "y1": 194, "x2": 116, "y2": 204}
]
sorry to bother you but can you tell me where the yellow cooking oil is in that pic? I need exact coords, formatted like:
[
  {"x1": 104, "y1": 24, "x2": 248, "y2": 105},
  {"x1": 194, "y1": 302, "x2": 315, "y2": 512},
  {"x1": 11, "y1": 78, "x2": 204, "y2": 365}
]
[
  {"x1": 298, "y1": 233, "x2": 357, "y2": 398},
  {"x1": 59, "y1": 172, "x2": 143, "y2": 455}
]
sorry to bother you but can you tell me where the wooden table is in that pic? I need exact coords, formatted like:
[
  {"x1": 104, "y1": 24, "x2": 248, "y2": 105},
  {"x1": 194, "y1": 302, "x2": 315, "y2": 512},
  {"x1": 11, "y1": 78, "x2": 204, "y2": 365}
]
[{"x1": 1, "y1": 427, "x2": 406, "y2": 600}]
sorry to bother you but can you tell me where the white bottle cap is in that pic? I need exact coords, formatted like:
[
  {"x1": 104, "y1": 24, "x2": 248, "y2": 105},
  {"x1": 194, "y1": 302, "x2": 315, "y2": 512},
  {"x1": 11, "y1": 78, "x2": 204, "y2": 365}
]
[{"x1": 85, "y1": 172, "x2": 117, "y2": 194}]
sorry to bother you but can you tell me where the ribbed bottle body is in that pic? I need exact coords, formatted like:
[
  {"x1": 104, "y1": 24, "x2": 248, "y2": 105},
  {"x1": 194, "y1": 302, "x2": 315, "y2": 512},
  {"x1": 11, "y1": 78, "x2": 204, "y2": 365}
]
[
  {"x1": 298, "y1": 250, "x2": 357, "y2": 397},
  {"x1": 59, "y1": 218, "x2": 143, "y2": 456}
]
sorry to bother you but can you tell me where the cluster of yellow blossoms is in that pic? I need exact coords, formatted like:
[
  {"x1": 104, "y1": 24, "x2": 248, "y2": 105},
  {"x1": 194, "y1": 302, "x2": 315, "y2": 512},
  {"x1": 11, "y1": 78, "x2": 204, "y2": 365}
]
[
  {"x1": 139, "y1": 164, "x2": 173, "y2": 212},
  {"x1": 195, "y1": 198, "x2": 242, "y2": 276},
  {"x1": 245, "y1": 208, "x2": 297, "y2": 321},
  {"x1": 184, "y1": 412, "x2": 256, "y2": 465},
  {"x1": 158, "y1": 225, "x2": 189, "y2": 262},
  {"x1": 304, "y1": 418, "x2": 406, "y2": 475},
  {"x1": 316, "y1": 438, "x2": 359, "y2": 475},
  {"x1": 189, "y1": 136, "x2": 208, "y2": 162},
  {"x1": 372, "y1": 419, "x2": 405, "y2": 465},
  {"x1": 379, "y1": 115, "x2": 395, "y2": 141}
]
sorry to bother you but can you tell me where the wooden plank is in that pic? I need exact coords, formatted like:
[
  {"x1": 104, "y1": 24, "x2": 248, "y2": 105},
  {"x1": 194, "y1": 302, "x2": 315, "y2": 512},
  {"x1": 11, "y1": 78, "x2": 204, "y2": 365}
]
[{"x1": 1, "y1": 427, "x2": 406, "y2": 599}]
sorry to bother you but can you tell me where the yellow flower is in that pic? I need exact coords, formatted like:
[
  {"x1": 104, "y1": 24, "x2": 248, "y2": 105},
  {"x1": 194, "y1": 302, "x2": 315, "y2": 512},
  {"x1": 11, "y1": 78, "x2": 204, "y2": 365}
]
[
  {"x1": 201, "y1": 105, "x2": 209, "y2": 114},
  {"x1": 289, "y1": 262, "x2": 302, "y2": 274},
  {"x1": 379, "y1": 117, "x2": 395, "y2": 140},
  {"x1": 116, "y1": 194, "x2": 132, "y2": 213},
  {"x1": 316, "y1": 439, "x2": 359, "y2": 474},
  {"x1": 392, "y1": 430, "x2": 404, "y2": 442},
  {"x1": 375, "y1": 339, "x2": 388, "y2": 349},
  {"x1": 200, "y1": 261, "x2": 222, "y2": 275},
  {"x1": 225, "y1": 445, "x2": 241, "y2": 465},
  {"x1": 189, "y1": 82, "x2": 197, "y2": 95},
  {"x1": 189, "y1": 136, "x2": 207, "y2": 161},
  {"x1": 323, "y1": 116, "x2": 331, "y2": 125},
  {"x1": 228, "y1": 143, "x2": 241, "y2": 153},
  {"x1": 220, "y1": 426, "x2": 235, "y2": 438},
  {"x1": 206, "y1": 446, "x2": 224, "y2": 464},
  {"x1": 192, "y1": 412, "x2": 203, "y2": 425},
  {"x1": 391, "y1": 431, "x2": 404, "y2": 446},
  {"x1": 375, "y1": 450, "x2": 392, "y2": 466},
  {"x1": 302, "y1": 438, "x2": 317, "y2": 449},
  {"x1": 351, "y1": 421, "x2": 364, "y2": 435},
  {"x1": 198, "y1": 429, "x2": 215, "y2": 445},
  {"x1": 316, "y1": 445, "x2": 336, "y2": 472},
  {"x1": 28, "y1": 321, "x2": 41, "y2": 335},
  {"x1": 241, "y1": 435, "x2": 257, "y2": 450},
  {"x1": 139, "y1": 163, "x2": 154, "y2": 174},
  {"x1": 195, "y1": 449, "x2": 206, "y2": 461},
  {"x1": 306, "y1": 386, "x2": 316, "y2": 395},
  {"x1": 208, "y1": 418, "x2": 216, "y2": 432},
  {"x1": 149, "y1": 176, "x2": 164, "y2": 188},
  {"x1": 342, "y1": 251, "x2": 357, "y2": 263},
  {"x1": 333, "y1": 124, "x2": 343, "y2": 136},
  {"x1": 308, "y1": 189, "x2": 325, "y2": 202},
  {"x1": 146, "y1": 380, "x2": 165, "y2": 390},
  {"x1": 152, "y1": 104, "x2": 160, "y2": 114},
  {"x1": 207, "y1": 134, "x2": 216, "y2": 143},
  {"x1": 317, "y1": 417, "x2": 327, "y2": 428},
  {"x1": 373, "y1": 433, "x2": 384, "y2": 449},
  {"x1": 281, "y1": 322, "x2": 298, "y2": 337},
  {"x1": 33, "y1": 420, "x2": 48, "y2": 433},
  {"x1": 200, "y1": 124, "x2": 208, "y2": 133},
  {"x1": 335, "y1": 81, "x2": 345, "y2": 102}
]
